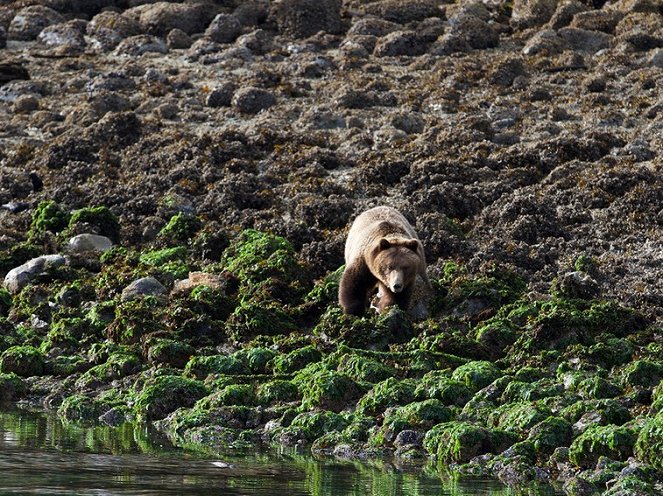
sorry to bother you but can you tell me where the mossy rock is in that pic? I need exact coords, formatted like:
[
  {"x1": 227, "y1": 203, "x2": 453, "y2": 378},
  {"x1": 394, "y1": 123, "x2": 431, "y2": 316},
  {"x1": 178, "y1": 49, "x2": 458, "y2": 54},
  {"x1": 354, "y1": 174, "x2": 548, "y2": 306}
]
[
  {"x1": 30, "y1": 200, "x2": 70, "y2": 235},
  {"x1": 423, "y1": 421, "x2": 518, "y2": 463},
  {"x1": 341, "y1": 415, "x2": 376, "y2": 443},
  {"x1": 68, "y1": 206, "x2": 120, "y2": 241},
  {"x1": 185, "y1": 354, "x2": 250, "y2": 379},
  {"x1": 230, "y1": 347, "x2": 276, "y2": 374},
  {"x1": 527, "y1": 416, "x2": 573, "y2": 455},
  {"x1": 288, "y1": 411, "x2": 350, "y2": 442},
  {"x1": 356, "y1": 377, "x2": 417, "y2": 417},
  {"x1": 569, "y1": 424, "x2": 639, "y2": 468},
  {"x1": 107, "y1": 297, "x2": 164, "y2": 345},
  {"x1": 500, "y1": 378, "x2": 562, "y2": 403},
  {"x1": 488, "y1": 401, "x2": 553, "y2": 434},
  {"x1": 0, "y1": 242, "x2": 42, "y2": 275},
  {"x1": 414, "y1": 371, "x2": 472, "y2": 407},
  {"x1": 473, "y1": 318, "x2": 518, "y2": 359},
  {"x1": 561, "y1": 399, "x2": 631, "y2": 426},
  {"x1": 652, "y1": 380, "x2": 663, "y2": 413},
  {"x1": 158, "y1": 212, "x2": 202, "y2": 243},
  {"x1": 47, "y1": 354, "x2": 89, "y2": 376},
  {"x1": 621, "y1": 360, "x2": 663, "y2": 388},
  {"x1": 58, "y1": 394, "x2": 102, "y2": 423},
  {"x1": 378, "y1": 400, "x2": 453, "y2": 445},
  {"x1": 270, "y1": 345, "x2": 322, "y2": 374},
  {"x1": 257, "y1": 379, "x2": 300, "y2": 405},
  {"x1": 133, "y1": 375, "x2": 208, "y2": 421},
  {"x1": 0, "y1": 372, "x2": 26, "y2": 401},
  {"x1": 602, "y1": 476, "x2": 660, "y2": 496},
  {"x1": 197, "y1": 384, "x2": 256, "y2": 408},
  {"x1": 451, "y1": 360, "x2": 502, "y2": 392},
  {"x1": 146, "y1": 339, "x2": 194, "y2": 368},
  {"x1": 294, "y1": 362, "x2": 361, "y2": 412},
  {"x1": 336, "y1": 352, "x2": 396, "y2": 383},
  {"x1": 633, "y1": 412, "x2": 663, "y2": 471},
  {"x1": 576, "y1": 376, "x2": 622, "y2": 400},
  {"x1": 303, "y1": 265, "x2": 343, "y2": 310},
  {"x1": 0, "y1": 345, "x2": 45, "y2": 377},
  {"x1": 226, "y1": 301, "x2": 298, "y2": 343},
  {"x1": 140, "y1": 246, "x2": 187, "y2": 266},
  {"x1": 75, "y1": 350, "x2": 142, "y2": 389}
]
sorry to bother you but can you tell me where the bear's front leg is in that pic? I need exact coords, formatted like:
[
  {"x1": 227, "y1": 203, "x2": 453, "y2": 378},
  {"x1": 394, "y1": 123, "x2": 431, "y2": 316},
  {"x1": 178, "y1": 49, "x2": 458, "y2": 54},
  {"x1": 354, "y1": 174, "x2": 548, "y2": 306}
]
[
  {"x1": 376, "y1": 282, "x2": 413, "y2": 313},
  {"x1": 339, "y1": 261, "x2": 377, "y2": 316}
]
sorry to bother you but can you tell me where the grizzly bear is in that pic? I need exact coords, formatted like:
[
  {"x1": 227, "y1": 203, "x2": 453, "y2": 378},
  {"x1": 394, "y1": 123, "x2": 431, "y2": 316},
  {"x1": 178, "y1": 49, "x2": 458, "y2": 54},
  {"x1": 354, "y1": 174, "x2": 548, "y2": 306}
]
[{"x1": 339, "y1": 206, "x2": 430, "y2": 316}]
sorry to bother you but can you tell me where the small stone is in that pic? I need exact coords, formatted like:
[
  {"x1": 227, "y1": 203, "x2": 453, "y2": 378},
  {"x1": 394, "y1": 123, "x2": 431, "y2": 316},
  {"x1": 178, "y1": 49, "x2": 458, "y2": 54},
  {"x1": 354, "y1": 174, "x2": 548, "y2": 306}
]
[
  {"x1": 4, "y1": 255, "x2": 66, "y2": 294},
  {"x1": 205, "y1": 13, "x2": 242, "y2": 44},
  {"x1": 490, "y1": 58, "x2": 527, "y2": 86},
  {"x1": 373, "y1": 31, "x2": 428, "y2": 57},
  {"x1": 13, "y1": 94, "x2": 39, "y2": 113},
  {"x1": 236, "y1": 29, "x2": 272, "y2": 55},
  {"x1": 558, "y1": 27, "x2": 614, "y2": 53},
  {"x1": 87, "y1": 11, "x2": 142, "y2": 40},
  {"x1": 206, "y1": 82, "x2": 236, "y2": 107},
  {"x1": 8, "y1": 6, "x2": 65, "y2": 41},
  {"x1": 171, "y1": 271, "x2": 227, "y2": 297},
  {"x1": 585, "y1": 76, "x2": 607, "y2": 93},
  {"x1": 650, "y1": 49, "x2": 663, "y2": 68},
  {"x1": 114, "y1": 35, "x2": 168, "y2": 56},
  {"x1": 156, "y1": 102, "x2": 179, "y2": 119},
  {"x1": 121, "y1": 276, "x2": 167, "y2": 301},
  {"x1": 231, "y1": 86, "x2": 276, "y2": 114},
  {"x1": 37, "y1": 21, "x2": 87, "y2": 52},
  {"x1": 522, "y1": 29, "x2": 567, "y2": 56},
  {"x1": 68, "y1": 233, "x2": 114, "y2": 253},
  {"x1": 166, "y1": 28, "x2": 192, "y2": 49},
  {"x1": 511, "y1": 0, "x2": 558, "y2": 30}
]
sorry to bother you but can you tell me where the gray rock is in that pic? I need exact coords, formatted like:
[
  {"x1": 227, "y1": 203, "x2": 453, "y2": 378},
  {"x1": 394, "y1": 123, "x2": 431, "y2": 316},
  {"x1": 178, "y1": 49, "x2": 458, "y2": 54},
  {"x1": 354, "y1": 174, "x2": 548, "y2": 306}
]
[
  {"x1": 373, "y1": 30, "x2": 428, "y2": 57},
  {"x1": 511, "y1": 0, "x2": 558, "y2": 30},
  {"x1": 650, "y1": 49, "x2": 663, "y2": 68},
  {"x1": 615, "y1": 13, "x2": 663, "y2": 51},
  {"x1": 361, "y1": 0, "x2": 441, "y2": 24},
  {"x1": 166, "y1": 28, "x2": 192, "y2": 49},
  {"x1": 390, "y1": 111, "x2": 425, "y2": 134},
  {"x1": 124, "y1": 2, "x2": 220, "y2": 37},
  {"x1": 271, "y1": 0, "x2": 344, "y2": 39},
  {"x1": 37, "y1": 21, "x2": 87, "y2": 52},
  {"x1": 571, "y1": 10, "x2": 622, "y2": 34},
  {"x1": 231, "y1": 86, "x2": 276, "y2": 114},
  {"x1": 446, "y1": 10, "x2": 499, "y2": 50},
  {"x1": 394, "y1": 429, "x2": 423, "y2": 448},
  {"x1": 114, "y1": 35, "x2": 168, "y2": 56},
  {"x1": 490, "y1": 57, "x2": 527, "y2": 86},
  {"x1": 236, "y1": 29, "x2": 272, "y2": 55},
  {"x1": 13, "y1": 94, "x2": 39, "y2": 113},
  {"x1": 4, "y1": 254, "x2": 66, "y2": 294},
  {"x1": 558, "y1": 27, "x2": 613, "y2": 53},
  {"x1": 8, "y1": 6, "x2": 65, "y2": 41},
  {"x1": 556, "y1": 271, "x2": 600, "y2": 299},
  {"x1": 87, "y1": 11, "x2": 141, "y2": 41},
  {"x1": 0, "y1": 25, "x2": 6, "y2": 49},
  {"x1": 121, "y1": 276, "x2": 167, "y2": 301},
  {"x1": 205, "y1": 13, "x2": 242, "y2": 44},
  {"x1": 68, "y1": 234, "x2": 114, "y2": 253},
  {"x1": 348, "y1": 18, "x2": 400, "y2": 37},
  {"x1": 547, "y1": 0, "x2": 587, "y2": 30}
]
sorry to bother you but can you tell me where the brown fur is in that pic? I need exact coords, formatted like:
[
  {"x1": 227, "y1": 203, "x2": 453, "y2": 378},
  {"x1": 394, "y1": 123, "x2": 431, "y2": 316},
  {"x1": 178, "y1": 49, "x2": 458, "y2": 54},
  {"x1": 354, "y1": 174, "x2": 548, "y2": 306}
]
[{"x1": 339, "y1": 206, "x2": 430, "y2": 316}]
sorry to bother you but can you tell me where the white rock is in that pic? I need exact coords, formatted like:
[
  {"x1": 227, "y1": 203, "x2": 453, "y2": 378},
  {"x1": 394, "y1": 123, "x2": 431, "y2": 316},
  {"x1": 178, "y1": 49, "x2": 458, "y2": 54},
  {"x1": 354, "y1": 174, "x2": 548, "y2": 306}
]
[
  {"x1": 4, "y1": 254, "x2": 66, "y2": 294},
  {"x1": 68, "y1": 233, "x2": 114, "y2": 253},
  {"x1": 121, "y1": 276, "x2": 167, "y2": 301}
]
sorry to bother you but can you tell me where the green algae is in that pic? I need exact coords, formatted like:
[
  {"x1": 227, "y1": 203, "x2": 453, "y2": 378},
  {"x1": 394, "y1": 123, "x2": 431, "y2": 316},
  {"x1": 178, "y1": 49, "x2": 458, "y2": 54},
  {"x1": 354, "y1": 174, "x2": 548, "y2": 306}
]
[
  {"x1": 356, "y1": 377, "x2": 417, "y2": 417},
  {"x1": 634, "y1": 412, "x2": 663, "y2": 471},
  {"x1": 294, "y1": 362, "x2": 361, "y2": 412},
  {"x1": 58, "y1": 394, "x2": 102, "y2": 423},
  {"x1": 68, "y1": 205, "x2": 120, "y2": 241},
  {"x1": 451, "y1": 360, "x2": 502, "y2": 392},
  {"x1": 423, "y1": 421, "x2": 517, "y2": 464},
  {"x1": 527, "y1": 416, "x2": 573, "y2": 455},
  {"x1": 184, "y1": 354, "x2": 250, "y2": 378},
  {"x1": 133, "y1": 375, "x2": 208, "y2": 421},
  {"x1": 257, "y1": 379, "x2": 300, "y2": 404},
  {"x1": 0, "y1": 345, "x2": 45, "y2": 377},
  {"x1": 158, "y1": 212, "x2": 202, "y2": 243},
  {"x1": 30, "y1": 200, "x2": 70, "y2": 236},
  {"x1": 569, "y1": 424, "x2": 639, "y2": 467}
]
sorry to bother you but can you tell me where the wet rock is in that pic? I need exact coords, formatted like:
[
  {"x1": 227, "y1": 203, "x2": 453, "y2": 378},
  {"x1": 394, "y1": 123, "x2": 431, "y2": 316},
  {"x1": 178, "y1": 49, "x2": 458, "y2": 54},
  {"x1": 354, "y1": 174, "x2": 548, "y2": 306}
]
[
  {"x1": 270, "y1": 0, "x2": 344, "y2": 39},
  {"x1": 124, "y1": 2, "x2": 219, "y2": 37},
  {"x1": 114, "y1": 35, "x2": 168, "y2": 57},
  {"x1": 121, "y1": 276, "x2": 167, "y2": 301},
  {"x1": 8, "y1": 6, "x2": 65, "y2": 41},
  {"x1": 361, "y1": 0, "x2": 441, "y2": 24},
  {"x1": 166, "y1": 28, "x2": 192, "y2": 49},
  {"x1": 206, "y1": 82, "x2": 236, "y2": 108},
  {"x1": 373, "y1": 31, "x2": 428, "y2": 57},
  {"x1": 558, "y1": 27, "x2": 614, "y2": 53},
  {"x1": 99, "y1": 408, "x2": 128, "y2": 427},
  {"x1": 394, "y1": 429, "x2": 424, "y2": 448},
  {"x1": 68, "y1": 234, "x2": 114, "y2": 253},
  {"x1": 205, "y1": 14, "x2": 242, "y2": 44},
  {"x1": 231, "y1": 86, "x2": 276, "y2": 114},
  {"x1": 511, "y1": 0, "x2": 558, "y2": 30},
  {"x1": 37, "y1": 21, "x2": 87, "y2": 52},
  {"x1": 4, "y1": 255, "x2": 66, "y2": 294}
]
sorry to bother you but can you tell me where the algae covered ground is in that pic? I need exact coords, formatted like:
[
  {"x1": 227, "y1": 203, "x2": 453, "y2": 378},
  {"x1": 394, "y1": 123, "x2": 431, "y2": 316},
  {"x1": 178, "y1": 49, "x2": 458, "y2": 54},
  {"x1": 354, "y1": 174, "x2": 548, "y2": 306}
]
[{"x1": 1, "y1": 0, "x2": 663, "y2": 495}]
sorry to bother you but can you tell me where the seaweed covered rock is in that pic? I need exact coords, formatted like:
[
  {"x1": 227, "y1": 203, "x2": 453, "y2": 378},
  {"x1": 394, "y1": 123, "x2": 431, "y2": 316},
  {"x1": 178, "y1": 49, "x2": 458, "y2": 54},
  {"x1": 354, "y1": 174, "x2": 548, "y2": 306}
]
[
  {"x1": 133, "y1": 375, "x2": 208, "y2": 421},
  {"x1": 424, "y1": 421, "x2": 518, "y2": 464},
  {"x1": 569, "y1": 424, "x2": 639, "y2": 468}
]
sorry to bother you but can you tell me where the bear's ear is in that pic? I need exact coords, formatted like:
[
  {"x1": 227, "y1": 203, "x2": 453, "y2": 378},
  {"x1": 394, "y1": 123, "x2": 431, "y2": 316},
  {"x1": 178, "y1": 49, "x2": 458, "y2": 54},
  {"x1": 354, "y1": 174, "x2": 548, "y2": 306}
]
[
  {"x1": 378, "y1": 238, "x2": 391, "y2": 250},
  {"x1": 404, "y1": 239, "x2": 419, "y2": 252}
]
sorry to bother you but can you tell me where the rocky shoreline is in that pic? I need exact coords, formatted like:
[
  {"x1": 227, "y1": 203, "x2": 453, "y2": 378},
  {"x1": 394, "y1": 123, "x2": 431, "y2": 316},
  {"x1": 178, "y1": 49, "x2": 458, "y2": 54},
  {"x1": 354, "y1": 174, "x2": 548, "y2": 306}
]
[{"x1": 1, "y1": 0, "x2": 662, "y2": 494}]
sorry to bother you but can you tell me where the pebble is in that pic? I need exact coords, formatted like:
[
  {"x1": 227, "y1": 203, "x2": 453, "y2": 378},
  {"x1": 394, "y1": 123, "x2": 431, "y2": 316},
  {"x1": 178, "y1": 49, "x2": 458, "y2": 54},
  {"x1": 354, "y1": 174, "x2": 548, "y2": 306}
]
[
  {"x1": 206, "y1": 82, "x2": 236, "y2": 108},
  {"x1": 166, "y1": 28, "x2": 191, "y2": 49},
  {"x1": 121, "y1": 276, "x2": 167, "y2": 301},
  {"x1": 4, "y1": 255, "x2": 66, "y2": 294},
  {"x1": 205, "y1": 14, "x2": 242, "y2": 44},
  {"x1": 68, "y1": 234, "x2": 114, "y2": 253},
  {"x1": 231, "y1": 86, "x2": 276, "y2": 114}
]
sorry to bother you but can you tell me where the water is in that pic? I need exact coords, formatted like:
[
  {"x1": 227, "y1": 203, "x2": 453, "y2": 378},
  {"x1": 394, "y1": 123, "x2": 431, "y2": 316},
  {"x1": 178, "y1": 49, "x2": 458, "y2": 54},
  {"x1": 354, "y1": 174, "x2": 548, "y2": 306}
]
[{"x1": 0, "y1": 408, "x2": 542, "y2": 495}]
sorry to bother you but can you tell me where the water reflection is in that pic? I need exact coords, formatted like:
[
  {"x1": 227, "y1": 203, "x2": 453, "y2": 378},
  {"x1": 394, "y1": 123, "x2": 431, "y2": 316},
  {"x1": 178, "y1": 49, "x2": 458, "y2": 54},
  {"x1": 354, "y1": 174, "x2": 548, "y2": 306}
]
[{"x1": 0, "y1": 408, "x2": 548, "y2": 496}]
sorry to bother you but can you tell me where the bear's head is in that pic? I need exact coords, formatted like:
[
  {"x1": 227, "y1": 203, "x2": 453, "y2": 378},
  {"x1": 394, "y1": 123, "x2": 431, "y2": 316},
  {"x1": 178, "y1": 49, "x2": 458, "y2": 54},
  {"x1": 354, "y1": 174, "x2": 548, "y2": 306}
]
[{"x1": 371, "y1": 238, "x2": 421, "y2": 294}]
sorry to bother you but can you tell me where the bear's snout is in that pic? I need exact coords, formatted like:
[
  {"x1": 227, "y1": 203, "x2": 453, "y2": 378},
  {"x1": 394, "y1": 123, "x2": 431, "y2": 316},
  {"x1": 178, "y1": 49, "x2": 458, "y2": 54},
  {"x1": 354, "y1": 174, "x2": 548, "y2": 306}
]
[{"x1": 391, "y1": 282, "x2": 403, "y2": 293}]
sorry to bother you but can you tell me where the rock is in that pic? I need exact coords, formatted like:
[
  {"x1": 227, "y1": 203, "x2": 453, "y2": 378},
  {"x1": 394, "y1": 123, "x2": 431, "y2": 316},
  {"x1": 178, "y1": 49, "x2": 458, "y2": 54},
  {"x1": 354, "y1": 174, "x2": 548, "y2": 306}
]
[
  {"x1": 522, "y1": 29, "x2": 567, "y2": 56},
  {"x1": 233, "y1": 1, "x2": 269, "y2": 27},
  {"x1": 206, "y1": 82, "x2": 236, "y2": 108},
  {"x1": 373, "y1": 31, "x2": 428, "y2": 57},
  {"x1": 68, "y1": 234, "x2": 114, "y2": 253},
  {"x1": 445, "y1": 9, "x2": 499, "y2": 51},
  {"x1": 171, "y1": 272, "x2": 227, "y2": 297},
  {"x1": 114, "y1": 35, "x2": 168, "y2": 56},
  {"x1": 361, "y1": 0, "x2": 441, "y2": 24},
  {"x1": 0, "y1": 25, "x2": 6, "y2": 48},
  {"x1": 584, "y1": 76, "x2": 607, "y2": 93},
  {"x1": 270, "y1": 0, "x2": 344, "y2": 39},
  {"x1": 121, "y1": 276, "x2": 167, "y2": 301},
  {"x1": 166, "y1": 28, "x2": 192, "y2": 49},
  {"x1": 13, "y1": 94, "x2": 39, "y2": 113},
  {"x1": 87, "y1": 11, "x2": 142, "y2": 41},
  {"x1": 558, "y1": 27, "x2": 614, "y2": 53},
  {"x1": 490, "y1": 58, "x2": 527, "y2": 86},
  {"x1": 37, "y1": 21, "x2": 87, "y2": 52},
  {"x1": 236, "y1": 29, "x2": 272, "y2": 55},
  {"x1": 231, "y1": 86, "x2": 276, "y2": 114},
  {"x1": 124, "y1": 2, "x2": 220, "y2": 36},
  {"x1": 4, "y1": 255, "x2": 66, "y2": 294},
  {"x1": 615, "y1": 13, "x2": 663, "y2": 51},
  {"x1": 390, "y1": 111, "x2": 425, "y2": 134},
  {"x1": 556, "y1": 271, "x2": 600, "y2": 299},
  {"x1": 8, "y1": 6, "x2": 65, "y2": 41},
  {"x1": 511, "y1": 0, "x2": 558, "y2": 30},
  {"x1": 571, "y1": 10, "x2": 623, "y2": 34},
  {"x1": 394, "y1": 429, "x2": 424, "y2": 448},
  {"x1": 547, "y1": 0, "x2": 587, "y2": 30},
  {"x1": 650, "y1": 49, "x2": 663, "y2": 68},
  {"x1": 205, "y1": 14, "x2": 242, "y2": 44},
  {"x1": 348, "y1": 18, "x2": 400, "y2": 37}
]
